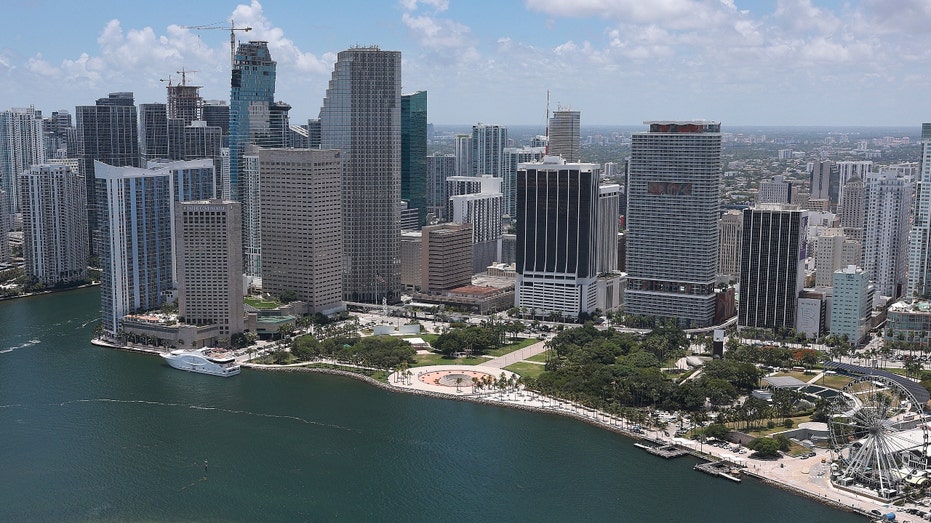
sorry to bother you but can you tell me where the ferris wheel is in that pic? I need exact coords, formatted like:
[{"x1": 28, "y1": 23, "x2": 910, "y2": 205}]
[{"x1": 828, "y1": 375, "x2": 929, "y2": 496}]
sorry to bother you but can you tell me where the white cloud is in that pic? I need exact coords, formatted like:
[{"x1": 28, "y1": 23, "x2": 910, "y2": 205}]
[
  {"x1": 399, "y1": 0, "x2": 449, "y2": 12},
  {"x1": 231, "y1": 0, "x2": 332, "y2": 74},
  {"x1": 402, "y1": 13, "x2": 471, "y2": 49}
]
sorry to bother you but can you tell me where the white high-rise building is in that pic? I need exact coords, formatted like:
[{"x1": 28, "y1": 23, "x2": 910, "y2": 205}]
[
  {"x1": 472, "y1": 123, "x2": 507, "y2": 177},
  {"x1": 863, "y1": 170, "x2": 913, "y2": 299},
  {"x1": 454, "y1": 134, "x2": 472, "y2": 178},
  {"x1": 757, "y1": 175, "x2": 794, "y2": 204},
  {"x1": 242, "y1": 150, "x2": 261, "y2": 278},
  {"x1": 19, "y1": 164, "x2": 88, "y2": 287},
  {"x1": 815, "y1": 229, "x2": 860, "y2": 287},
  {"x1": 836, "y1": 160, "x2": 872, "y2": 208},
  {"x1": 320, "y1": 46, "x2": 401, "y2": 304},
  {"x1": 626, "y1": 121, "x2": 721, "y2": 328},
  {"x1": 450, "y1": 183, "x2": 503, "y2": 273},
  {"x1": 0, "y1": 107, "x2": 46, "y2": 224},
  {"x1": 502, "y1": 146, "x2": 546, "y2": 218},
  {"x1": 426, "y1": 153, "x2": 456, "y2": 221},
  {"x1": 909, "y1": 123, "x2": 931, "y2": 300},
  {"x1": 0, "y1": 190, "x2": 7, "y2": 263},
  {"x1": 839, "y1": 174, "x2": 865, "y2": 242}
]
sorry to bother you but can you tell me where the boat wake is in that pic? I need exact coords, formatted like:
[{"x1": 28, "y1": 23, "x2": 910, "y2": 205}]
[
  {"x1": 58, "y1": 398, "x2": 358, "y2": 432},
  {"x1": 0, "y1": 339, "x2": 40, "y2": 354}
]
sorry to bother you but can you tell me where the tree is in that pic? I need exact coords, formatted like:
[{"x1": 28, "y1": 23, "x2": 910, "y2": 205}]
[{"x1": 747, "y1": 437, "x2": 782, "y2": 458}]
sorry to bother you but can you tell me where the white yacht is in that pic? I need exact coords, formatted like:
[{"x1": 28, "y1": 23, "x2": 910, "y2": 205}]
[{"x1": 162, "y1": 348, "x2": 241, "y2": 377}]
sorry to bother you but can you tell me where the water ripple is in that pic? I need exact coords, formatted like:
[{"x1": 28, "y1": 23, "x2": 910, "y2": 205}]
[{"x1": 0, "y1": 339, "x2": 40, "y2": 354}]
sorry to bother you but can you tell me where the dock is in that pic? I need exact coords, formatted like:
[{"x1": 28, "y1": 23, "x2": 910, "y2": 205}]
[
  {"x1": 635, "y1": 442, "x2": 689, "y2": 459},
  {"x1": 694, "y1": 461, "x2": 742, "y2": 483}
]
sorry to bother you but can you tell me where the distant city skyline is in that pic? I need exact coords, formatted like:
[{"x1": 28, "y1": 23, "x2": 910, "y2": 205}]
[{"x1": 0, "y1": 1, "x2": 928, "y2": 126}]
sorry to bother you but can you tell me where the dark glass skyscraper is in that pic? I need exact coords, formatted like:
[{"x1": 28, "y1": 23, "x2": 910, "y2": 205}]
[
  {"x1": 76, "y1": 92, "x2": 140, "y2": 255},
  {"x1": 401, "y1": 91, "x2": 427, "y2": 227}
]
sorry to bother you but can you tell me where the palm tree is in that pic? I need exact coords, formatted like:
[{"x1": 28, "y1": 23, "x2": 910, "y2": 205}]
[
  {"x1": 456, "y1": 377, "x2": 463, "y2": 392},
  {"x1": 471, "y1": 376, "x2": 479, "y2": 394}
]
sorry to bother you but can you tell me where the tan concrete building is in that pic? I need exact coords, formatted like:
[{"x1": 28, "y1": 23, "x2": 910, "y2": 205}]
[
  {"x1": 175, "y1": 199, "x2": 244, "y2": 337},
  {"x1": 259, "y1": 148, "x2": 343, "y2": 314},
  {"x1": 422, "y1": 223, "x2": 472, "y2": 292},
  {"x1": 400, "y1": 231, "x2": 423, "y2": 290}
]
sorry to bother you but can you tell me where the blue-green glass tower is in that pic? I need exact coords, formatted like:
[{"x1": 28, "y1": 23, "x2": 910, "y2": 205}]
[
  {"x1": 229, "y1": 41, "x2": 276, "y2": 202},
  {"x1": 401, "y1": 91, "x2": 427, "y2": 227}
]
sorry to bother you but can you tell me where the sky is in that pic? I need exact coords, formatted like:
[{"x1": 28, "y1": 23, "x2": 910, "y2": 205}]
[{"x1": 0, "y1": 0, "x2": 929, "y2": 127}]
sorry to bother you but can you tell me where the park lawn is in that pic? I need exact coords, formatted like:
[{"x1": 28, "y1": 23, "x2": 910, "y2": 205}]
[
  {"x1": 785, "y1": 441, "x2": 812, "y2": 457},
  {"x1": 486, "y1": 337, "x2": 539, "y2": 357},
  {"x1": 731, "y1": 414, "x2": 813, "y2": 437},
  {"x1": 245, "y1": 297, "x2": 280, "y2": 309},
  {"x1": 504, "y1": 361, "x2": 546, "y2": 379},
  {"x1": 526, "y1": 351, "x2": 550, "y2": 363},
  {"x1": 771, "y1": 371, "x2": 818, "y2": 383},
  {"x1": 412, "y1": 352, "x2": 486, "y2": 367},
  {"x1": 816, "y1": 373, "x2": 853, "y2": 389}
]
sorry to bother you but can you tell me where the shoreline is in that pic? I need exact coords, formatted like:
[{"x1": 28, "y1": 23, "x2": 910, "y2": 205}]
[
  {"x1": 0, "y1": 281, "x2": 99, "y2": 302},
  {"x1": 247, "y1": 362, "x2": 873, "y2": 520}
]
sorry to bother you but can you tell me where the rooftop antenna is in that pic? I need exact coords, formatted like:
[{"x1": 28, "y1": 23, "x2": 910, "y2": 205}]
[{"x1": 545, "y1": 89, "x2": 550, "y2": 156}]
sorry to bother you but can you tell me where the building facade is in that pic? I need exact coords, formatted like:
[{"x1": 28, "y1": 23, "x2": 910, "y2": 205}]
[
  {"x1": 175, "y1": 200, "x2": 244, "y2": 338},
  {"x1": 0, "y1": 106, "x2": 46, "y2": 222},
  {"x1": 19, "y1": 164, "x2": 88, "y2": 286},
  {"x1": 839, "y1": 174, "x2": 865, "y2": 242},
  {"x1": 259, "y1": 148, "x2": 344, "y2": 314},
  {"x1": 228, "y1": 41, "x2": 277, "y2": 203},
  {"x1": 421, "y1": 223, "x2": 472, "y2": 292},
  {"x1": 830, "y1": 265, "x2": 872, "y2": 345},
  {"x1": 502, "y1": 145, "x2": 546, "y2": 218},
  {"x1": 909, "y1": 123, "x2": 931, "y2": 300},
  {"x1": 718, "y1": 209, "x2": 742, "y2": 279},
  {"x1": 426, "y1": 153, "x2": 455, "y2": 221},
  {"x1": 320, "y1": 46, "x2": 402, "y2": 304},
  {"x1": 815, "y1": 229, "x2": 861, "y2": 287},
  {"x1": 515, "y1": 158, "x2": 601, "y2": 318},
  {"x1": 548, "y1": 109, "x2": 580, "y2": 163},
  {"x1": 472, "y1": 123, "x2": 507, "y2": 177},
  {"x1": 626, "y1": 121, "x2": 721, "y2": 327},
  {"x1": 401, "y1": 91, "x2": 427, "y2": 226},
  {"x1": 738, "y1": 206, "x2": 807, "y2": 330},
  {"x1": 863, "y1": 170, "x2": 912, "y2": 299}
]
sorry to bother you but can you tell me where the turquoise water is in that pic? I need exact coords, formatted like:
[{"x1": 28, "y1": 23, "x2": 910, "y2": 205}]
[{"x1": 0, "y1": 287, "x2": 862, "y2": 521}]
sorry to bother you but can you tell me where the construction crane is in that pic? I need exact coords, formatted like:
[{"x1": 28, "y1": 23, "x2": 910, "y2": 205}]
[{"x1": 181, "y1": 20, "x2": 252, "y2": 67}]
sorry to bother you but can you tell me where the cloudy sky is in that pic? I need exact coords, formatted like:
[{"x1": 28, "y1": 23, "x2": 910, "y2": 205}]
[{"x1": 0, "y1": 0, "x2": 928, "y2": 126}]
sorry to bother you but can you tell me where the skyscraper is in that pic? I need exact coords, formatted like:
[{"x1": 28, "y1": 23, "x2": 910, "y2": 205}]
[
  {"x1": 0, "y1": 190, "x2": 7, "y2": 263},
  {"x1": 718, "y1": 209, "x2": 742, "y2": 279},
  {"x1": 401, "y1": 91, "x2": 427, "y2": 227},
  {"x1": 516, "y1": 157, "x2": 601, "y2": 318},
  {"x1": 96, "y1": 159, "x2": 215, "y2": 335},
  {"x1": 809, "y1": 160, "x2": 834, "y2": 202},
  {"x1": 320, "y1": 46, "x2": 402, "y2": 304},
  {"x1": 548, "y1": 109, "x2": 580, "y2": 162},
  {"x1": 454, "y1": 134, "x2": 472, "y2": 178},
  {"x1": 738, "y1": 206, "x2": 807, "y2": 330},
  {"x1": 228, "y1": 41, "x2": 276, "y2": 203},
  {"x1": 19, "y1": 164, "x2": 88, "y2": 287},
  {"x1": 909, "y1": 123, "x2": 931, "y2": 300},
  {"x1": 626, "y1": 121, "x2": 721, "y2": 327},
  {"x1": 839, "y1": 174, "x2": 865, "y2": 242},
  {"x1": 502, "y1": 145, "x2": 546, "y2": 218},
  {"x1": 259, "y1": 148, "x2": 343, "y2": 313},
  {"x1": 757, "y1": 175, "x2": 794, "y2": 204},
  {"x1": 139, "y1": 103, "x2": 169, "y2": 162},
  {"x1": 0, "y1": 106, "x2": 46, "y2": 224},
  {"x1": 830, "y1": 265, "x2": 873, "y2": 345},
  {"x1": 863, "y1": 169, "x2": 912, "y2": 299},
  {"x1": 472, "y1": 124, "x2": 507, "y2": 177},
  {"x1": 421, "y1": 223, "x2": 472, "y2": 292},
  {"x1": 836, "y1": 160, "x2": 872, "y2": 208},
  {"x1": 76, "y1": 92, "x2": 140, "y2": 253},
  {"x1": 202, "y1": 100, "x2": 230, "y2": 136},
  {"x1": 175, "y1": 199, "x2": 243, "y2": 338},
  {"x1": 815, "y1": 229, "x2": 860, "y2": 287}
]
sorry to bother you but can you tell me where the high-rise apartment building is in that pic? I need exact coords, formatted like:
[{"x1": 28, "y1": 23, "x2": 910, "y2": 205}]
[
  {"x1": 175, "y1": 200, "x2": 243, "y2": 337},
  {"x1": 863, "y1": 170, "x2": 912, "y2": 299},
  {"x1": 166, "y1": 78, "x2": 202, "y2": 125},
  {"x1": 815, "y1": 229, "x2": 860, "y2": 287},
  {"x1": 909, "y1": 123, "x2": 931, "y2": 299},
  {"x1": 516, "y1": 158, "x2": 602, "y2": 318},
  {"x1": 718, "y1": 209, "x2": 742, "y2": 279},
  {"x1": 320, "y1": 46, "x2": 402, "y2": 304},
  {"x1": 229, "y1": 41, "x2": 277, "y2": 203},
  {"x1": 202, "y1": 100, "x2": 230, "y2": 135},
  {"x1": 830, "y1": 265, "x2": 873, "y2": 345},
  {"x1": 426, "y1": 153, "x2": 455, "y2": 221},
  {"x1": 401, "y1": 91, "x2": 427, "y2": 227},
  {"x1": 0, "y1": 190, "x2": 7, "y2": 262},
  {"x1": 836, "y1": 160, "x2": 872, "y2": 208},
  {"x1": 43, "y1": 109, "x2": 76, "y2": 158},
  {"x1": 502, "y1": 145, "x2": 546, "y2": 218},
  {"x1": 738, "y1": 206, "x2": 807, "y2": 330},
  {"x1": 450, "y1": 190, "x2": 503, "y2": 273},
  {"x1": 596, "y1": 184, "x2": 621, "y2": 274},
  {"x1": 757, "y1": 175, "x2": 794, "y2": 204},
  {"x1": 96, "y1": 159, "x2": 215, "y2": 334},
  {"x1": 76, "y1": 92, "x2": 140, "y2": 253},
  {"x1": 139, "y1": 103, "x2": 170, "y2": 162},
  {"x1": 242, "y1": 150, "x2": 261, "y2": 277},
  {"x1": 19, "y1": 164, "x2": 88, "y2": 286},
  {"x1": 839, "y1": 174, "x2": 865, "y2": 242},
  {"x1": 472, "y1": 123, "x2": 507, "y2": 177},
  {"x1": 0, "y1": 107, "x2": 46, "y2": 224},
  {"x1": 548, "y1": 109, "x2": 580, "y2": 163},
  {"x1": 626, "y1": 121, "x2": 721, "y2": 327},
  {"x1": 259, "y1": 148, "x2": 344, "y2": 313}
]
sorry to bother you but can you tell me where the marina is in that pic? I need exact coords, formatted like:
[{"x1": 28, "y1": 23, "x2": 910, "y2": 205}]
[
  {"x1": 634, "y1": 441, "x2": 690, "y2": 459},
  {"x1": 695, "y1": 461, "x2": 743, "y2": 483}
]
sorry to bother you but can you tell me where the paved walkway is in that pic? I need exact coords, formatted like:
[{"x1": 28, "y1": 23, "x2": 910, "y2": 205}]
[
  {"x1": 481, "y1": 339, "x2": 549, "y2": 369},
  {"x1": 389, "y1": 365, "x2": 518, "y2": 395}
]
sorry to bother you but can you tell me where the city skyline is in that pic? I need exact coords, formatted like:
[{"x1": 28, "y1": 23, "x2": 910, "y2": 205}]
[{"x1": 0, "y1": 1, "x2": 927, "y2": 126}]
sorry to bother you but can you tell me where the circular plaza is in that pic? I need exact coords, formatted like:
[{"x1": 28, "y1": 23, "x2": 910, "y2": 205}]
[{"x1": 389, "y1": 365, "x2": 517, "y2": 395}]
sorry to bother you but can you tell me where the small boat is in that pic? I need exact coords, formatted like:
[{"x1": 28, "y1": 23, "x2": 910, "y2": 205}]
[{"x1": 162, "y1": 348, "x2": 240, "y2": 377}]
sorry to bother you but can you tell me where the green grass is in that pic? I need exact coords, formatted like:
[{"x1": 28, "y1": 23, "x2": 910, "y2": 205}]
[
  {"x1": 486, "y1": 337, "x2": 539, "y2": 357},
  {"x1": 504, "y1": 361, "x2": 546, "y2": 379},
  {"x1": 411, "y1": 353, "x2": 486, "y2": 367},
  {"x1": 815, "y1": 373, "x2": 853, "y2": 390},
  {"x1": 526, "y1": 351, "x2": 550, "y2": 363},
  {"x1": 245, "y1": 297, "x2": 280, "y2": 309},
  {"x1": 771, "y1": 371, "x2": 817, "y2": 383}
]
